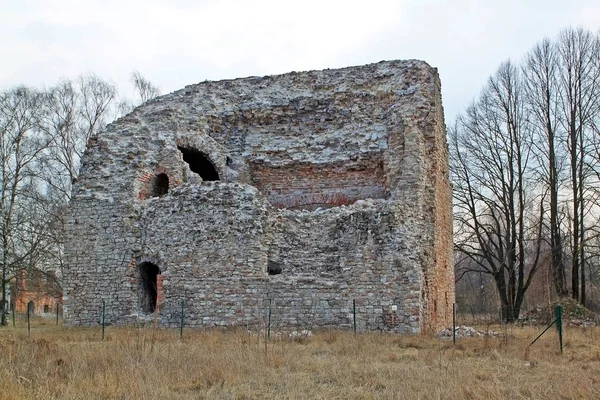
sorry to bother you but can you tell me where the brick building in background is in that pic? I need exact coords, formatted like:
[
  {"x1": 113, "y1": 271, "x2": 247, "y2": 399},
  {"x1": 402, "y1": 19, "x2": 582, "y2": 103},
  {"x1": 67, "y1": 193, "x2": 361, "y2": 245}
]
[
  {"x1": 7, "y1": 268, "x2": 62, "y2": 314},
  {"x1": 63, "y1": 60, "x2": 454, "y2": 334}
]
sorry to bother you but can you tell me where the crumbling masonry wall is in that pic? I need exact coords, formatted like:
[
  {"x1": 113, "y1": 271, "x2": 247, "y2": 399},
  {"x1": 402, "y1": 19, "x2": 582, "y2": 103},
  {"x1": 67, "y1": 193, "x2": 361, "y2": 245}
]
[{"x1": 63, "y1": 60, "x2": 454, "y2": 333}]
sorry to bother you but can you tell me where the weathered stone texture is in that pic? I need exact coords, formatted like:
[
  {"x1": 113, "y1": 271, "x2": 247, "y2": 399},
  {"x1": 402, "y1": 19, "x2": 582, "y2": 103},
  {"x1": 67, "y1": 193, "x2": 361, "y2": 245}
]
[{"x1": 63, "y1": 60, "x2": 453, "y2": 333}]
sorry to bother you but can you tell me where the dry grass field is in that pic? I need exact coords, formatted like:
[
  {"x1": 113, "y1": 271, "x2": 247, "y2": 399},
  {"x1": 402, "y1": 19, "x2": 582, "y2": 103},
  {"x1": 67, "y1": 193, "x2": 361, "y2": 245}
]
[{"x1": 0, "y1": 320, "x2": 599, "y2": 399}]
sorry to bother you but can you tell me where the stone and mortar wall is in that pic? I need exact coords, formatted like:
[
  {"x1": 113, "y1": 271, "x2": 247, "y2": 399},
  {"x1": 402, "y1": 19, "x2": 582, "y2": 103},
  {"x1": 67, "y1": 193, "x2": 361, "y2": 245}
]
[
  {"x1": 63, "y1": 199, "x2": 137, "y2": 324},
  {"x1": 265, "y1": 200, "x2": 422, "y2": 333},
  {"x1": 135, "y1": 183, "x2": 270, "y2": 327},
  {"x1": 416, "y1": 72, "x2": 455, "y2": 333},
  {"x1": 63, "y1": 60, "x2": 453, "y2": 333}
]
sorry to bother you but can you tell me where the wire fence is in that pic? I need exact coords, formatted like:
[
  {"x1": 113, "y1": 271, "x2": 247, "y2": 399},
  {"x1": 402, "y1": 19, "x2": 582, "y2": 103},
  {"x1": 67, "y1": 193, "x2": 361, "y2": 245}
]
[
  {"x1": 0, "y1": 297, "x2": 571, "y2": 355},
  {"x1": 5, "y1": 297, "x2": 415, "y2": 336}
]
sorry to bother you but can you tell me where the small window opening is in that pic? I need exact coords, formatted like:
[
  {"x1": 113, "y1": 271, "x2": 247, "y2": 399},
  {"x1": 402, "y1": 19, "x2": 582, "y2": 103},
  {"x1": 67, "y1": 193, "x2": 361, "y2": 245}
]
[
  {"x1": 177, "y1": 146, "x2": 219, "y2": 181},
  {"x1": 27, "y1": 301, "x2": 35, "y2": 314},
  {"x1": 138, "y1": 262, "x2": 161, "y2": 313},
  {"x1": 268, "y1": 260, "x2": 282, "y2": 275},
  {"x1": 44, "y1": 304, "x2": 50, "y2": 313},
  {"x1": 151, "y1": 173, "x2": 169, "y2": 197}
]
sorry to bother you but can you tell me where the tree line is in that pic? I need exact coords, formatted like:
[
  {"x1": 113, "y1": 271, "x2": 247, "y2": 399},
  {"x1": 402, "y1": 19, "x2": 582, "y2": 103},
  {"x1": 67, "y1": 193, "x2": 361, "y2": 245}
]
[
  {"x1": 450, "y1": 27, "x2": 600, "y2": 322},
  {"x1": 0, "y1": 72, "x2": 159, "y2": 325}
]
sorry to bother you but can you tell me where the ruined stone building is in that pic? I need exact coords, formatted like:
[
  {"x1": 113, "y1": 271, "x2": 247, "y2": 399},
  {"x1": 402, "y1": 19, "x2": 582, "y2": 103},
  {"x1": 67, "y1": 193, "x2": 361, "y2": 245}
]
[{"x1": 63, "y1": 60, "x2": 454, "y2": 334}]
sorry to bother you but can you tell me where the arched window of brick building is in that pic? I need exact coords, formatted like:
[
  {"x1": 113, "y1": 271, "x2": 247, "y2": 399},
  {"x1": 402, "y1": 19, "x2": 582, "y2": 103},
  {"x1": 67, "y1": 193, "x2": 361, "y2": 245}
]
[
  {"x1": 177, "y1": 146, "x2": 219, "y2": 181},
  {"x1": 138, "y1": 262, "x2": 161, "y2": 313},
  {"x1": 151, "y1": 173, "x2": 169, "y2": 197}
]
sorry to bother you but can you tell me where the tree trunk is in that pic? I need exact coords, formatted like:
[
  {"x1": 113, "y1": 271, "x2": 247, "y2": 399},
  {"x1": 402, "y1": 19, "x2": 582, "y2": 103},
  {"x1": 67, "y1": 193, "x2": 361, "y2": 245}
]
[
  {"x1": 495, "y1": 272, "x2": 524, "y2": 323},
  {"x1": 1, "y1": 264, "x2": 6, "y2": 326},
  {"x1": 549, "y1": 124, "x2": 568, "y2": 297},
  {"x1": 570, "y1": 110, "x2": 580, "y2": 302}
]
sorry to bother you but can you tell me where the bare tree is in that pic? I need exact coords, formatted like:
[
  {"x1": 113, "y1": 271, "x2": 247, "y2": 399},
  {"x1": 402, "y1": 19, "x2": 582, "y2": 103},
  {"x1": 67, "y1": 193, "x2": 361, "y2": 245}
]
[
  {"x1": 554, "y1": 27, "x2": 600, "y2": 305},
  {"x1": 455, "y1": 27, "x2": 600, "y2": 315},
  {"x1": 130, "y1": 70, "x2": 161, "y2": 105},
  {"x1": 0, "y1": 87, "x2": 54, "y2": 325},
  {"x1": 451, "y1": 61, "x2": 545, "y2": 322},
  {"x1": 40, "y1": 75, "x2": 120, "y2": 200},
  {"x1": 522, "y1": 37, "x2": 569, "y2": 297}
]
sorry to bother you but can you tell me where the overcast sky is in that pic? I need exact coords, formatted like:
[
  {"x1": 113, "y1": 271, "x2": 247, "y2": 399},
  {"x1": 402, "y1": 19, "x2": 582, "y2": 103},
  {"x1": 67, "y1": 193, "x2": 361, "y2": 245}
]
[{"x1": 1, "y1": 0, "x2": 598, "y2": 122}]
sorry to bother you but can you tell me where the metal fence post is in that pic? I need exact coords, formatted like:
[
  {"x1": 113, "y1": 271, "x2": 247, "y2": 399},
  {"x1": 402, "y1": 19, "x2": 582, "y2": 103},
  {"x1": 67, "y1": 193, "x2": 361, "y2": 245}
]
[
  {"x1": 555, "y1": 305, "x2": 563, "y2": 354},
  {"x1": 179, "y1": 299, "x2": 184, "y2": 340},
  {"x1": 101, "y1": 300, "x2": 105, "y2": 341},
  {"x1": 353, "y1": 299, "x2": 357, "y2": 335},
  {"x1": 453, "y1": 303, "x2": 456, "y2": 345},
  {"x1": 27, "y1": 304, "x2": 30, "y2": 336},
  {"x1": 267, "y1": 298, "x2": 272, "y2": 340}
]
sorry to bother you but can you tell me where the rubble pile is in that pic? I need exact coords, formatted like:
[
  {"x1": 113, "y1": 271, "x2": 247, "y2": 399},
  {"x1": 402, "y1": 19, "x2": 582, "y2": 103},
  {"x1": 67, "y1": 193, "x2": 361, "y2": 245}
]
[
  {"x1": 437, "y1": 325, "x2": 503, "y2": 338},
  {"x1": 519, "y1": 298, "x2": 598, "y2": 327}
]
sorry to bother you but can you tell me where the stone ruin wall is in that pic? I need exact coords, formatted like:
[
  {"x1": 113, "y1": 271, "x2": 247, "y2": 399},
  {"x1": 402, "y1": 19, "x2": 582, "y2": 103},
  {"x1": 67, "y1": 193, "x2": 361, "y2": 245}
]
[
  {"x1": 419, "y1": 73, "x2": 455, "y2": 333},
  {"x1": 63, "y1": 60, "x2": 454, "y2": 334}
]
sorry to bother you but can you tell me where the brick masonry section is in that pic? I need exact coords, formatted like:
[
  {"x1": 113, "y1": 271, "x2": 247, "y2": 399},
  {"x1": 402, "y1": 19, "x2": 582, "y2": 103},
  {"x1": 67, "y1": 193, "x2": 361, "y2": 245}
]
[
  {"x1": 250, "y1": 156, "x2": 387, "y2": 209},
  {"x1": 63, "y1": 60, "x2": 454, "y2": 334}
]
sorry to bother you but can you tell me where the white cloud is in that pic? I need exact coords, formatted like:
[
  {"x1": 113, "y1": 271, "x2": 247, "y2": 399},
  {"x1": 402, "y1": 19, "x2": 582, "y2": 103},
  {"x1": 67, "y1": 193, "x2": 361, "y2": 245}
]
[{"x1": 0, "y1": 0, "x2": 598, "y2": 121}]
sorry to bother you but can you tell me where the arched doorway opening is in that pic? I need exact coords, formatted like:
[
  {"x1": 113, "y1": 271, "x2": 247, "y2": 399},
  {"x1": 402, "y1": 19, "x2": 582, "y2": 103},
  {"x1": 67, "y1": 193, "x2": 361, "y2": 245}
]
[
  {"x1": 138, "y1": 262, "x2": 161, "y2": 313},
  {"x1": 177, "y1": 146, "x2": 220, "y2": 181}
]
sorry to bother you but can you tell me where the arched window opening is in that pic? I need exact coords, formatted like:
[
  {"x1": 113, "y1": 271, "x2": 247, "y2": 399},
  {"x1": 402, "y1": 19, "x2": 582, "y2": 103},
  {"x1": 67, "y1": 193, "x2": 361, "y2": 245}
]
[
  {"x1": 138, "y1": 262, "x2": 161, "y2": 314},
  {"x1": 151, "y1": 173, "x2": 169, "y2": 197},
  {"x1": 177, "y1": 146, "x2": 220, "y2": 181},
  {"x1": 27, "y1": 301, "x2": 35, "y2": 314}
]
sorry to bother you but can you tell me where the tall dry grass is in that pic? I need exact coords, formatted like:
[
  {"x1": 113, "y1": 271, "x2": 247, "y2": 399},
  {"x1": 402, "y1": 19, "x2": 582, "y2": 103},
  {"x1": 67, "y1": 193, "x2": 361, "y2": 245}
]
[{"x1": 0, "y1": 322, "x2": 598, "y2": 399}]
